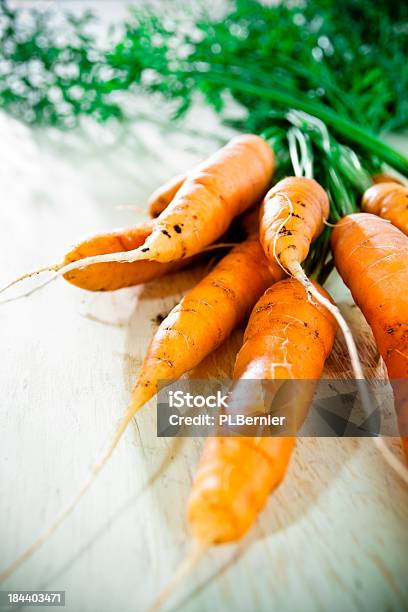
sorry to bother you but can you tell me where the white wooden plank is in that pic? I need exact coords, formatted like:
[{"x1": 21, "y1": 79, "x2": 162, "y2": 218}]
[{"x1": 0, "y1": 4, "x2": 408, "y2": 610}]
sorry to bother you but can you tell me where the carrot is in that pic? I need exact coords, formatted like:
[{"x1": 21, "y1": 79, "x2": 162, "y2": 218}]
[
  {"x1": 129, "y1": 235, "x2": 283, "y2": 411},
  {"x1": 0, "y1": 222, "x2": 196, "y2": 300},
  {"x1": 81, "y1": 134, "x2": 273, "y2": 263},
  {"x1": 259, "y1": 176, "x2": 329, "y2": 274},
  {"x1": 332, "y1": 213, "x2": 408, "y2": 467},
  {"x1": 258, "y1": 176, "x2": 406, "y2": 479},
  {"x1": 62, "y1": 222, "x2": 191, "y2": 292},
  {"x1": 59, "y1": 208, "x2": 256, "y2": 292},
  {"x1": 332, "y1": 213, "x2": 408, "y2": 379},
  {"x1": 148, "y1": 172, "x2": 187, "y2": 218},
  {"x1": 372, "y1": 173, "x2": 404, "y2": 186},
  {"x1": 188, "y1": 278, "x2": 337, "y2": 543},
  {"x1": 0, "y1": 173, "x2": 177, "y2": 297},
  {"x1": 361, "y1": 182, "x2": 408, "y2": 236},
  {"x1": 153, "y1": 278, "x2": 337, "y2": 608},
  {"x1": 2, "y1": 170, "x2": 189, "y2": 294},
  {"x1": 0, "y1": 234, "x2": 283, "y2": 581},
  {"x1": 258, "y1": 176, "x2": 363, "y2": 373},
  {"x1": 0, "y1": 135, "x2": 274, "y2": 300}
]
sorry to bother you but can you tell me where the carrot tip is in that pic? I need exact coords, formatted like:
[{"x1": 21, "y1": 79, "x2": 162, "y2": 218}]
[
  {"x1": 0, "y1": 248, "x2": 150, "y2": 303},
  {"x1": 0, "y1": 404, "x2": 141, "y2": 582},
  {"x1": 148, "y1": 540, "x2": 209, "y2": 612},
  {"x1": 0, "y1": 263, "x2": 61, "y2": 299}
]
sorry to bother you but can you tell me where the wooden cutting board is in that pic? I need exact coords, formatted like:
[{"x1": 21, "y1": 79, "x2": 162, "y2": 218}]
[{"x1": 0, "y1": 111, "x2": 407, "y2": 612}]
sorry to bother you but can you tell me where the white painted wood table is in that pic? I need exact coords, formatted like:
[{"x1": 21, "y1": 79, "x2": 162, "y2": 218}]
[{"x1": 0, "y1": 23, "x2": 408, "y2": 612}]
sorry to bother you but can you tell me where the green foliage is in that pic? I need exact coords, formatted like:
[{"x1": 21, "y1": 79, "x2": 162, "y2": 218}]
[
  {"x1": 0, "y1": 2, "x2": 122, "y2": 126},
  {"x1": 1, "y1": 0, "x2": 407, "y2": 132},
  {"x1": 110, "y1": 0, "x2": 407, "y2": 133},
  {"x1": 1, "y1": 0, "x2": 406, "y2": 272}
]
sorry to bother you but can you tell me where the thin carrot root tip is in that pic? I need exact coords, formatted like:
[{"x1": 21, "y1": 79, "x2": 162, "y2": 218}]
[
  {"x1": 149, "y1": 540, "x2": 209, "y2": 612},
  {"x1": 0, "y1": 249, "x2": 149, "y2": 302},
  {"x1": 0, "y1": 398, "x2": 145, "y2": 582},
  {"x1": 0, "y1": 230, "x2": 280, "y2": 579},
  {"x1": 0, "y1": 263, "x2": 61, "y2": 298},
  {"x1": 43, "y1": 248, "x2": 149, "y2": 277}
]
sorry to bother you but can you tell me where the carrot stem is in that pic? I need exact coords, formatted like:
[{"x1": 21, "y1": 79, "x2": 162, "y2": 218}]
[{"x1": 200, "y1": 73, "x2": 408, "y2": 176}]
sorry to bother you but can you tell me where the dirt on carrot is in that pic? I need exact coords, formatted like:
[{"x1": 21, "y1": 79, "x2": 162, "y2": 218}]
[{"x1": 63, "y1": 222, "x2": 192, "y2": 291}]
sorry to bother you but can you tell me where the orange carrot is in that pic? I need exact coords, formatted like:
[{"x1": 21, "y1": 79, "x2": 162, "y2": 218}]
[
  {"x1": 63, "y1": 222, "x2": 190, "y2": 291},
  {"x1": 259, "y1": 176, "x2": 329, "y2": 274},
  {"x1": 0, "y1": 135, "x2": 274, "y2": 298},
  {"x1": 118, "y1": 134, "x2": 274, "y2": 263},
  {"x1": 129, "y1": 234, "x2": 283, "y2": 413},
  {"x1": 0, "y1": 234, "x2": 283, "y2": 581},
  {"x1": 151, "y1": 278, "x2": 337, "y2": 608},
  {"x1": 257, "y1": 176, "x2": 404, "y2": 477},
  {"x1": 0, "y1": 222, "x2": 195, "y2": 299},
  {"x1": 148, "y1": 172, "x2": 187, "y2": 218},
  {"x1": 187, "y1": 278, "x2": 337, "y2": 544},
  {"x1": 361, "y1": 182, "x2": 408, "y2": 236},
  {"x1": 372, "y1": 173, "x2": 404, "y2": 185},
  {"x1": 332, "y1": 213, "x2": 408, "y2": 463},
  {"x1": 258, "y1": 176, "x2": 373, "y2": 388}
]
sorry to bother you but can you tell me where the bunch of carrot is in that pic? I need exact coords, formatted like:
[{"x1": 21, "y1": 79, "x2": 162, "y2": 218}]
[{"x1": 1, "y1": 129, "x2": 407, "y2": 608}]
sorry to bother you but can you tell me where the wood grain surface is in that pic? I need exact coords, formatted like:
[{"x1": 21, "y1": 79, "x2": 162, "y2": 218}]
[{"x1": 0, "y1": 40, "x2": 408, "y2": 612}]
